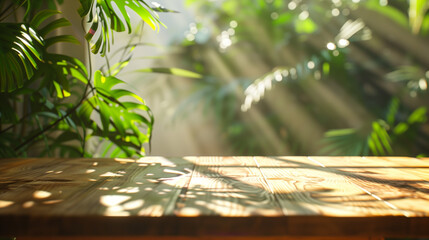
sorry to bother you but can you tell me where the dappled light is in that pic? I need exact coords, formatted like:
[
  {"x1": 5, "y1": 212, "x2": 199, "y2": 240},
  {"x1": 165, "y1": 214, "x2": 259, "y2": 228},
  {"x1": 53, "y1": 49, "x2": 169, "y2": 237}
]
[
  {"x1": 1, "y1": 157, "x2": 429, "y2": 237},
  {"x1": 114, "y1": 158, "x2": 137, "y2": 164},
  {"x1": 117, "y1": 187, "x2": 140, "y2": 193},
  {"x1": 135, "y1": 0, "x2": 429, "y2": 156},
  {"x1": 0, "y1": 200, "x2": 13, "y2": 208},
  {"x1": 22, "y1": 201, "x2": 34, "y2": 209},
  {"x1": 33, "y1": 190, "x2": 52, "y2": 199},
  {"x1": 177, "y1": 207, "x2": 201, "y2": 216},
  {"x1": 100, "y1": 195, "x2": 131, "y2": 207},
  {"x1": 2, "y1": 0, "x2": 429, "y2": 238},
  {"x1": 123, "y1": 199, "x2": 145, "y2": 210},
  {"x1": 43, "y1": 199, "x2": 63, "y2": 205},
  {"x1": 100, "y1": 172, "x2": 124, "y2": 177}
]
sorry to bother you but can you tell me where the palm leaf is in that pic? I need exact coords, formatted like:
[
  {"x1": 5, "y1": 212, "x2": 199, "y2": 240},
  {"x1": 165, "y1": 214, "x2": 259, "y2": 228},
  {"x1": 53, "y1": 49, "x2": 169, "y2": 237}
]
[
  {"x1": 38, "y1": 18, "x2": 71, "y2": 37},
  {"x1": 321, "y1": 128, "x2": 369, "y2": 156},
  {"x1": 150, "y1": 2, "x2": 179, "y2": 13},
  {"x1": 365, "y1": 0, "x2": 408, "y2": 28},
  {"x1": 79, "y1": 0, "x2": 164, "y2": 56},
  {"x1": 44, "y1": 35, "x2": 80, "y2": 47},
  {"x1": 0, "y1": 23, "x2": 44, "y2": 92},
  {"x1": 30, "y1": 9, "x2": 61, "y2": 28},
  {"x1": 34, "y1": 53, "x2": 88, "y2": 98},
  {"x1": 385, "y1": 66, "x2": 427, "y2": 92},
  {"x1": 78, "y1": 70, "x2": 153, "y2": 156},
  {"x1": 136, "y1": 67, "x2": 202, "y2": 78},
  {"x1": 409, "y1": 0, "x2": 429, "y2": 34}
]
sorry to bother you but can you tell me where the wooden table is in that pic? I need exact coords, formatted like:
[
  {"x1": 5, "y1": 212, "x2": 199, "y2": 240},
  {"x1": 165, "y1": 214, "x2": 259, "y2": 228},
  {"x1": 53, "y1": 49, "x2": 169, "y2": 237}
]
[{"x1": 1, "y1": 156, "x2": 429, "y2": 240}]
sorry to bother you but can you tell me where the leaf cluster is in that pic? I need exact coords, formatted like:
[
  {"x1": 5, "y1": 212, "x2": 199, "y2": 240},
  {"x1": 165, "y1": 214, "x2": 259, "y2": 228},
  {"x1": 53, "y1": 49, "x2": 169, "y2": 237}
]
[
  {"x1": 322, "y1": 98, "x2": 427, "y2": 156},
  {"x1": 0, "y1": 0, "x2": 164, "y2": 157},
  {"x1": 176, "y1": 0, "x2": 429, "y2": 156}
]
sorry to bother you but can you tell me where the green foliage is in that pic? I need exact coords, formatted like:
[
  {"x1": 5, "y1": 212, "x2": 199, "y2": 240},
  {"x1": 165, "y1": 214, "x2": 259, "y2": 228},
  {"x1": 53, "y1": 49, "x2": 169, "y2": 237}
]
[
  {"x1": 79, "y1": 0, "x2": 165, "y2": 56},
  {"x1": 176, "y1": 0, "x2": 429, "y2": 156},
  {"x1": 137, "y1": 67, "x2": 202, "y2": 78},
  {"x1": 365, "y1": 0, "x2": 409, "y2": 28},
  {"x1": 366, "y1": 0, "x2": 429, "y2": 34},
  {"x1": 385, "y1": 66, "x2": 429, "y2": 94},
  {"x1": 322, "y1": 99, "x2": 427, "y2": 156},
  {"x1": 81, "y1": 70, "x2": 154, "y2": 155},
  {"x1": 294, "y1": 18, "x2": 318, "y2": 34},
  {"x1": 0, "y1": 23, "x2": 44, "y2": 92},
  {"x1": 322, "y1": 128, "x2": 369, "y2": 156},
  {"x1": 0, "y1": 0, "x2": 180, "y2": 158},
  {"x1": 409, "y1": 0, "x2": 429, "y2": 34}
]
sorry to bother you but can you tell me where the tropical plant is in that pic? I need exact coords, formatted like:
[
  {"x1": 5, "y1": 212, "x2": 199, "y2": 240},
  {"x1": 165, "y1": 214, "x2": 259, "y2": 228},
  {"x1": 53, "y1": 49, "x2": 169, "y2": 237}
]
[
  {"x1": 322, "y1": 0, "x2": 429, "y2": 156},
  {"x1": 170, "y1": 0, "x2": 429, "y2": 156},
  {"x1": 322, "y1": 98, "x2": 427, "y2": 156},
  {"x1": 0, "y1": 0, "x2": 187, "y2": 158}
]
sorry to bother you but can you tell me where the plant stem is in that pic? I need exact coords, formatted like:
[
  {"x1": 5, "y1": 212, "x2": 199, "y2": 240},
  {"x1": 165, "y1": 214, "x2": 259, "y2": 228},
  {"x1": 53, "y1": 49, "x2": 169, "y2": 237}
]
[
  {"x1": 0, "y1": 2, "x2": 15, "y2": 20},
  {"x1": 35, "y1": 115, "x2": 51, "y2": 156},
  {"x1": 0, "y1": 112, "x2": 31, "y2": 135},
  {"x1": 15, "y1": 16, "x2": 99, "y2": 155},
  {"x1": 105, "y1": 54, "x2": 111, "y2": 76},
  {"x1": 80, "y1": 17, "x2": 94, "y2": 156},
  {"x1": 0, "y1": 0, "x2": 25, "y2": 22}
]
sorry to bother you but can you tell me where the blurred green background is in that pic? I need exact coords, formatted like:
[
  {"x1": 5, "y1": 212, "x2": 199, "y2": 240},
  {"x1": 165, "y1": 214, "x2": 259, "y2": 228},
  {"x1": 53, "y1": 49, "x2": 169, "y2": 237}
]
[
  {"x1": 2, "y1": 0, "x2": 428, "y2": 157},
  {"x1": 140, "y1": 0, "x2": 429, "y2": 157}
]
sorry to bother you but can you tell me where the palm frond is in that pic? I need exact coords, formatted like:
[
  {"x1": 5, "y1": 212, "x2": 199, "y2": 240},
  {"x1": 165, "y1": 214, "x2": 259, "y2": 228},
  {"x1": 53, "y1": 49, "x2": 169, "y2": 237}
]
[
  {"x1": 78, "y1": 70, "x2": 154, "y2": 156},
  {"x1": 79, "y1": 0, "x2": 164, "y2": 56},
  {"x1": 0, "y1": 23, "x2": 44, "y2": 92}
]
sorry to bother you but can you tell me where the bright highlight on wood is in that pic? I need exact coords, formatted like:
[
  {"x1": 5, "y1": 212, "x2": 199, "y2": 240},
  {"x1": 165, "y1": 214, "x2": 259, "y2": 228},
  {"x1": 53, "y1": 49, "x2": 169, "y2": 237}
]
[{"x1": 0, "y1": 156, "x2": 428, "y2": 238}]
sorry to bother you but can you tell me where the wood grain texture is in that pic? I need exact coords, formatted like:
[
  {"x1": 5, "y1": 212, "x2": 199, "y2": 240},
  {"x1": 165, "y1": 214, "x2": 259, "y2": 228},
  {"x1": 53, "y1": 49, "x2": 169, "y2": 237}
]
[
  {"x1": 310, "y1": 157, "x2": 429, "y2": 216},
  {"x1": 376, "y1": 157, "x2": 429, "y2": 181},
  {"x1": 176, "y1": 177, "x2": 281, "y2": 216},
  {"x1": 0, "y1": 157, "x2": 193, "y2": 217},
  {"x1": 0, "y1": 157, "x2": 429, "y2": 238},
  {"x1": 257, "y1": 157, "x2": 406, "y2": 216},
  {"x1": 189, "y1": 156, "x2": 259, "y2": 167}
]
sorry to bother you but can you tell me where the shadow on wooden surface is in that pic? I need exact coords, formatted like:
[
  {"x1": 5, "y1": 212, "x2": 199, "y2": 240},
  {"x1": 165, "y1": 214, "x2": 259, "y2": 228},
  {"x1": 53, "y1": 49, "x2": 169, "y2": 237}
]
[{"x1": 0, "y1": 157, "x2": 428, "y2": 238}]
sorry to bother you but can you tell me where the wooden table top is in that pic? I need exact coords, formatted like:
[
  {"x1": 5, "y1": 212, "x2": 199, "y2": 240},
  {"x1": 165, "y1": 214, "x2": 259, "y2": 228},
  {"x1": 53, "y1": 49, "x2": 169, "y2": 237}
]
[{"x1": 1, "y1": 156, "x2": 429, "y2": 238}]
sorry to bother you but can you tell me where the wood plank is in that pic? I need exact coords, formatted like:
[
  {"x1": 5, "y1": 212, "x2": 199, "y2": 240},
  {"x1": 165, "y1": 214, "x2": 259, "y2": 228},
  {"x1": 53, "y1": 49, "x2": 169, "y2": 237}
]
[
  {"x1": 376, "y1": 157, "x2": 429, "y2": 181},
  {"x1": 261, "y1": 166, "x2": 407, "y2": 216},
  {"x1": 192, "y1": 165, "x2": 262, "y2": 178},
  {"x1": 0, "y1": 158, "x2": 96, "y2": 215},
  {"x1": 175, "y1": 176, "x2": 282, "y2": 216},
  {"x1": 136, "y1": 157, "x2": 195, "y2": 166},
  {"x1": 254, "y1": 157, "x2": 411, "y2": 216},
  {"x1": 311, "y1": 157, "x2": 429, "y2": 189},
  {"x1": 0, "y1": 158, "x2": 72, "y2": 180},
  {"x1": 255, "y1": 156, "x2": 320, "y2": 167},
  {"x1": 378, "y1": 157, "x2": 429, "y2": 167},
  {"x1": 186, "y1": 177, "x2": 270, "y2": 192},
  {"x1": 309, "y1": 157, "x2": 429, "y2": 216},
  {"x1": 1, "y1": 157, "x2": 429, "y2": 238},
  {"x1": 0, "y1": 158, "x2": 192, "y2": 217},
  {"x1": 190, "y1": 156, "x2": 262, "y2": 178},
  {"x1": 309, "y1": 156, "x2": 429, "y2": 167},
  {"x1": 191, "y1": 156, "x2": 259, "y2": 166},
  {"x1": 307, "y1": 157, "x2": 429, "y2": 188}
]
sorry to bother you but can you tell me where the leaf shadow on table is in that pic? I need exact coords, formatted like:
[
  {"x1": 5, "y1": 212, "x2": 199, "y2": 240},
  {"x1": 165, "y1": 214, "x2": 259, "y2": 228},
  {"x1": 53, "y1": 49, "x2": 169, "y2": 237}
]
[
  {"x1": 1, "y1": 157, "x2": 429, "y2": 236},
  {"x1": 267, "y1": 157, "x2": 429, "y2": 216},
  {"x1": 1, "y1": 157, "x2": 428, "y2": 217}
]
